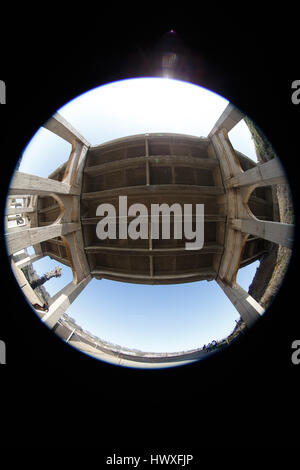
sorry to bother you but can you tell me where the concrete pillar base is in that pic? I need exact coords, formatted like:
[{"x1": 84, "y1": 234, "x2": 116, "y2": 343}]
[
  {"x1": 217, "y1": 277, "x2": 264, "y2": 327},
  {"x1": 42, "y1": 275, "x2": 92, "y2": 328}
]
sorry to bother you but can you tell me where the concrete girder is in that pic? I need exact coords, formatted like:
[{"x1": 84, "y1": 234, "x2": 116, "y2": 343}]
[
  {"x1": 15, "y1": 253, "x2": 44, "y2": 269},
  {"x1": 208, "y1": 103, "x2": 245, "y2": 137},
  {"x1": 9, "y1": 171, "x2": 80, "y2": 196},
  {"x1": 228, "y1": 158, "x2": 287, "y2": 189},
  {"x1": 42, "y1": 275, "x2": 92, "y2": 329},
  {"x1": 5, "y1": 206, "x2": 35, "y2": 215},
  {"x1": 210, "y1": 128, "x2": 252, "y2": 285},
  {"x1": 231, "y1": 218, "x2": 294, "y2": 249},
  {"x1": 5, "y1": 222, "x2": 80, "y2": 255},
  {"x1": 217, "y1": 277, "x2": 264, "y2": 327},
  {"x1": 62, "y1": 141, "x2": 89, "y2": 188},
  {"x1": 43, "y1": 112, "x2": 90, "y2": 147},
  {"x1": 61, "y1": 230, "x2": 91, "y2": 283},
  {"x1": 5, "y1": 100, "x2": 293, "y2": 362}
]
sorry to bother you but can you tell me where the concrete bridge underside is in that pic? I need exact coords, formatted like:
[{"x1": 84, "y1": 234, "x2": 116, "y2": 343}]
[{"x1": 5, "y1": 104, "x2": 294, "y2": 367}]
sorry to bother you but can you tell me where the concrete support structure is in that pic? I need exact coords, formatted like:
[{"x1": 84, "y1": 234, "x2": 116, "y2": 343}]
[
  {"x1": 43, "y1": 112, "x2": 90, "y2": 147},
  {"x1": 15, "y1": 253, "x2": 44, "y2": 269},
  {"x1": 5, "y1": 222, "x2": 80, "y2": 255},
  {"x1": 208, "y1": 103, "x2": 245, "y2": 137},
  {"x1": 6, "y1": 206, "x2": 35, "y2": 216},
  {"x1": 42, "y1": 275, "x2": 92, "y2": 328},
  {"x1": 5, "y1": 197, "x2": 32, "y2": 232},
  {"x1": 208, "y1": 102, "x2": 294, "y2": 325},
  {"x1": 228, "y1": 158, "x2": 286, "y2": 188},
  {"x1": 6, "y1": 112, "x2": 91, "y2": 328},
  {"x1": 231, "y1": 218, "x2": 294, "y2": 249},
  {"x1": 5, "y1": 105, "x2": 295, "y2": 366},
  {"x1": 9, "y1": 171, "x2": 80, "y2": 196},
  {"x1": 217, "y1": 277, "x2": 264, "y2": 326},
  {"x1": 44, "y1": 113, "x2": 89, "y2": 189}
]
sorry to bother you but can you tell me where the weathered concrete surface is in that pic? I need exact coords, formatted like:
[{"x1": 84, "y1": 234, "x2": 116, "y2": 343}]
[
  {"x1": 15, "y1": 253, "x2": 44, "y2": 269},
  {"x1": 228, "y1": 158, "x2": 286, "y2": 188},
  {"x1": 245, "y1": 118, "x2": 295, "y2": 309},
  {"x1": 9, "y1": 171, "x2": 80, "y2": 196},
  {"x1": 217, "y1": 277, "x2": 264, "y2": 326},
  {"x1": 5, "y1": 108, "x2": 295, "y2": 366},
  {"x1": 10, "y1": 259, "x2": 46, "y2": 309},
  {"x1": 249, "y1": 245, "x2": 292, "y2": 309},
  {"x1": 231, "y1": 218, "x2": 294, "y2": 249},
  {"x1": 43, "y1": 112, "x2": 90, "y2": 147},
  {"x1": 208, "y1": 103, "x2": 244, "y2": 137},
  {"x1": 6, "y1": 222, "x2": 80, "y2": 255},
  {"x1": 42, "y1": 275, "x2": 92, "y2": 328}
]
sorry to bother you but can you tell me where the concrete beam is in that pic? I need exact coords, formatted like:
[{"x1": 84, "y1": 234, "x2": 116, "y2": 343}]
[
  {"x1": 231, "y1": 218, "x2": 294, "y2": 249},
  {"x1": 210, "y1": 128, "x2": 244, "y2": 179},
  {"x1": 15, "y1": 253, "x2": 44, "y2": 269},
  {"x1": 33, "y1": 243, "x2": 43, "y2": 256},
  {"x1": 62, "y1": 142, "x2": 89, "y2": 187},
  {"x1": 208, "y1": 103, "x2": 244, "y2": 137},
  {"x1": 10, "y1": 259, "x2": 47, "y2": 310},
  {"x1": 91, "y1": 268, "x2": 216, "y2": 284},
  {"x1": 84, "y1": 155, "x2": 219, "y2": 176},
  {"x1": 8, "y1": 171, "x2": 80, "y2": 196},
  {"x1": 43, "y1": 112, "x2": 90, "y2": 147},
  {"x1": 210, "y1": 128, "x2": 252, "y2": 284},
  {"x1": 228, "y1": 158, "x2": 286, "y2": 188},
  {"x1": 42, "y1": 275, "x2": 92, "y2": 329},
  {"x1": 81, "y1": 214, "x2": 226, "y2": 224},
  {"x1": 43, "y1": 251, "x2": 71, "y2": 268},
  {"x1": 85, "y1": 243, "x2": 223, "y2": 256},
  {"x1": 82, "y1": 184, "x2": 224, "y2": 200},
  {"x1": 5, "y1": 206, "x2": 35, "y2": 216},
  {"x1": 217, "y1": 277, "x2": 264, "y2": 326},
  {"x1": 62, "y1": 230, "x2": 91, "y2": 283},
  {"x1": 5, "y1": 222, "x2": 80, "y2": 255}
]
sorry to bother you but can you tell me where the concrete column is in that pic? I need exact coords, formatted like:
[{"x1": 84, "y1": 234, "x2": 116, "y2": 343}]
[
  {"x1": 43, "y1": 112, "x2": 90, "y2": 147},
  {"x1": 33, "y1": 243, "x2": 43, "y2": 255},
  {"x1": 208, "y1": 103, "x2": 244, "y2": 137},
  {"x1": 231, "y1": 218, "x2": 294, "y2": 249},
  {"x1": 42, "y1": 275, "x2": 92, "y2": 328},
  {"x1": 48, "y1": 288, "x2": 65, "y2": 306},
  {"x1": 62, "y1": 230, "x2": 91, "y2": 283},
  {"x1": 228, "y1": 158, "x2": 286, "y2": 188},
  {"x1": 5, "y1": 222, "x2": 80, "y2": 255},
  {"x1": 15, "y1": 253, "x2": 44, "y2": 269},
  {"x1": 217, "y1": 277, "x2": 264, "y2": 326},
  {"x1": 210, "y1": 127, "x2": 252, "y2": 284},
  {"x1": 63, "y1": 142, "x2": 89, "y2": 187},
  {"x1": 9, "y1": 171, "x2": 80, "y2": 196}
]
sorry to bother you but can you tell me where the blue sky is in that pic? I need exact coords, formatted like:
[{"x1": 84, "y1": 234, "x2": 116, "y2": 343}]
[{"x1": 16, "y1": 78, "x2": 259, "y2": 353}]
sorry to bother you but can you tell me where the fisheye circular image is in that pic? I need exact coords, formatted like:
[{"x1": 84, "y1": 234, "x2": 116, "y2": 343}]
[{"x1": 4, "y1": 78, "x2": 295, "y2": 368}]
